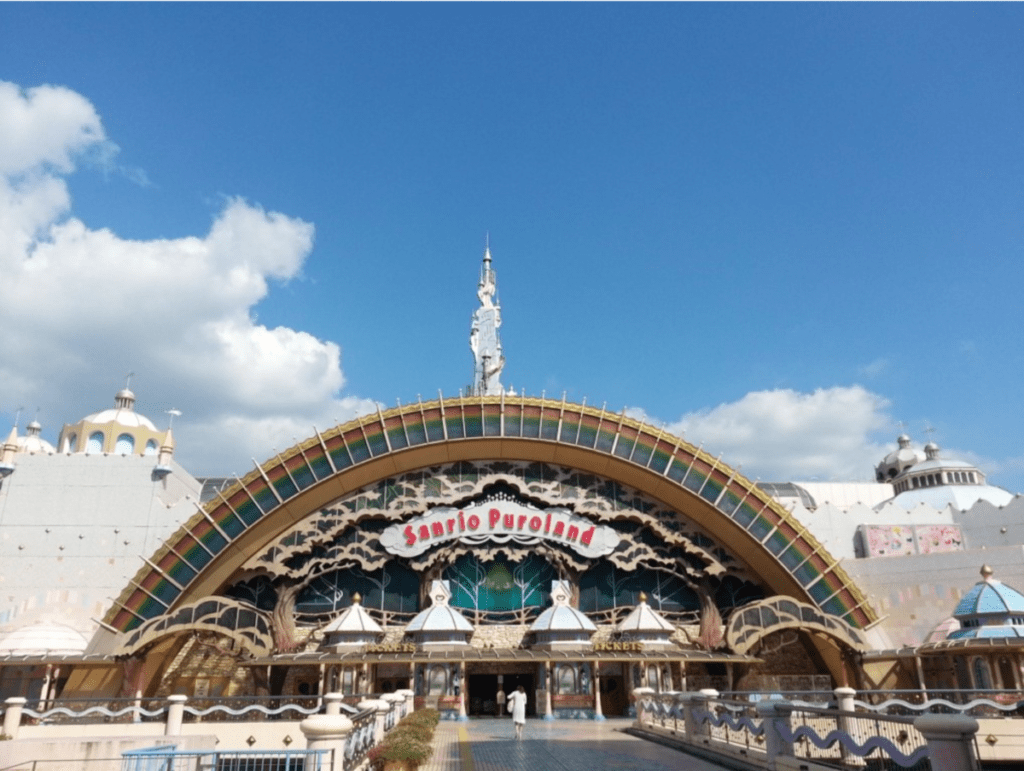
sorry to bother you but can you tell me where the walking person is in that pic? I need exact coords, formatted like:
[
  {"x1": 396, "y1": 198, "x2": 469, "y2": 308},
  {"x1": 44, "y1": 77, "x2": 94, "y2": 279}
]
[{"x1": 507, "y1": 685, "x2": 527, "y2": 739}]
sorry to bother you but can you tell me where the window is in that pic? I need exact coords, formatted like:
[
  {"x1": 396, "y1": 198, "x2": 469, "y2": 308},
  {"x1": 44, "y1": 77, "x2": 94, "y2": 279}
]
[
  {"x1": 86, "y1": 432, "x2": 104, "y2": 453},
  {"x1": 115, "y1": 433, "x2": 135, "y2": 454},
  {"x1": 427, "y1": 665, "x2": 448, "y2": 696},
  {"x1": 145, "y1": 440, "x2": 158, "y2": 456}
]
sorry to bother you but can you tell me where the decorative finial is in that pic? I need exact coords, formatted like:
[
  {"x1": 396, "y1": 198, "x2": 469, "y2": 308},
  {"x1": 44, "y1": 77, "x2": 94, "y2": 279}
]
[
  {"x1": 981, "y1": 565, "x2": 994, "y2": 581},
  {"x1": 638, "y1": 591, "x2": 648, "y2": 604},
  {"x1": 352, "y1": 592, "x2": 362, "y2": 605},
  {"x1": 165, "y1": 409, "x2": 182, "y2": 429}
]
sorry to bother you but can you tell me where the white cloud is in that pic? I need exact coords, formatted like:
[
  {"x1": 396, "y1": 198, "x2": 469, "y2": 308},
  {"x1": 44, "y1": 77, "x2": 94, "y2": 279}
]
[
  {"x1": 0, "y1": 80, "x2": 376, "y2": 475},
  {"x1": 632, "y1": 386, "x2": 893, "y2": 482},
  {"x1": 859, "y1": 358, "x2": 888, "y2": 378}
]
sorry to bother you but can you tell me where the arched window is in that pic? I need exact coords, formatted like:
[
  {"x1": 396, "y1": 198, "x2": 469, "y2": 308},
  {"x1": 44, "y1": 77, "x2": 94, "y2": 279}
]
[
  {"x1": 86, "y1": 432, "x2": 104, "y2": 453},
  {"x1": 972, "y1": 656, "x2": 992, "y2": 690},
  {"x1": 115, "y1": 433, "x2": 135, "y2": 454},
  {"x1": 555, "y1": 664, "x2": 577, "y2": 695},
  {"x1": 646, "y1": 664, "x2": 661, "y2": 692},
  {"x1": 64, "y1": 433, "x2": 77, "y2": 452},
  {"x1": 427, "y1": 665, "x2": 448, "y2": 696},
  {"x1": 998, "y1": 657, "x2": 1017, "y2": 690},
  {"x1": 144, "y1": 439, "x2": 158, "y2": 456}
]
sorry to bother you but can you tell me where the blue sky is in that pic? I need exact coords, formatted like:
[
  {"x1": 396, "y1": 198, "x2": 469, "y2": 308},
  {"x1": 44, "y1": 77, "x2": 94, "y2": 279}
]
[{"x1": 1, "y1": 3, "x2": 1022, "y2": 490}]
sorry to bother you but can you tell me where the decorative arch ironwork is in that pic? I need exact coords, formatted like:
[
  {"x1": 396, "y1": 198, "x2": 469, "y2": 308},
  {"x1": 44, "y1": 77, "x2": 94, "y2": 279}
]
[
  {"x1": 114, "y1": 597, "x2": 274, "y2": 659},
  {"x1": 106, "y1": 395, "x2": 876, "y2": 634},
  {"x1": 725, "y1": 596, "x2": 869, "y2": 656}
]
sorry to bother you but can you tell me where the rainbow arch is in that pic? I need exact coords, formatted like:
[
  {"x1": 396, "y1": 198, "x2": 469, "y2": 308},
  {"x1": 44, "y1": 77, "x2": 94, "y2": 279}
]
[{"x1": 105, "y1": 395, "x2": 876, "y2": 634}]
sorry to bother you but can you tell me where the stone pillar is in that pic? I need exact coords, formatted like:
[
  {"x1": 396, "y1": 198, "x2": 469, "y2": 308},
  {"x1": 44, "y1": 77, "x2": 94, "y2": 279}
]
[
  {"x1": 300, "y1": 713, "x2": 354, "y2": 771},
  {"x1": 3, "y1": 696, "x2": 26, "y2": 740},
  {"x1": 756, "y1": 699, "x2": 794, "y2": 771},
  {"x1": 632, "y1": 687, "x2": 655, "y2": 730},
  {"x1": 543, "y1": 662, "x2": 554, "y2": 721},
  {"x1": 592, "y1": 661, "x2": 604, "y2": 720},
  {"x1": 165, "y1": 694, "x2": 188, "y2": 736},
  {"x1": 324, "y1": 692, "x2": 344, "y2": 716},
  {"x1": 383, "y1": 693, "x2": 404, "y2": 729},
  {"x1": 457, "y1": 662, "x2": 468, "y2": 721},
  {"x1": 834, "y1": 687, "x2": 866, "y2": 767},
  {"x1": 693, "y1": 689, "x2": 719, "y2": 743},
  {"x1": 397, "y1": 688, "x2": 415, "y2": 715},
  {"x1": 357, "y1": 699, "x2": 390, "y2": 744},
  {"x1": 914, "y1": 714, "x2": 981, "y2": 771}
]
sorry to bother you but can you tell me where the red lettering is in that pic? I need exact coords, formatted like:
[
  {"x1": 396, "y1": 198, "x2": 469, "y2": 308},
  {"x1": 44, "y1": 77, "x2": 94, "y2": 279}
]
[
  {"x1": 404, "y1": 525, "x2": 417, "y2": 546},
  {"x1": 567, "y1": 525, "x2": 579, "y2": 541},
  {"x1": 459, "y1": 512, "x2": 466, "y2": 531},
  {"x1": 467, "y1": 514, "x2": 480, "y2": 530},
  {"x1": 489, "y1": 508, "x2": 501, "y2": 528},
  {"x1": 447, "y1": 518, "x2": 456, "y2": 534},
  {"x1": 545, "y1": 513, "x2": 551, "y2": 533},
  {"x1": 431, "y1": 521, "x2": 445, "y2": 537},
  {"x1": 553, "y1": 521, "x2": 565, "y2": 537},
  {"x1": 518, "y1": 515, "x2": 528, "y2": 530},
  {"x1": 529, "y1": 516, "x2": 543, "y2": 532},
  {"x1": 419, "y1": 525, "x2": 430, "y2": 541},
  {"x1": 580, "y1": 526, "x2": 595, "y2": 547},
  {"x1": 504, "y1": 513, "x2": 514, "y2": 529}
]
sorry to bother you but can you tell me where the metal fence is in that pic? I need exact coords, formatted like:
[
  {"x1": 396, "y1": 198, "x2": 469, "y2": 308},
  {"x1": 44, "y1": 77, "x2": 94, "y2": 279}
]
[{"x1": 120, "y1": 747, "x2": 329, "y2": 771}]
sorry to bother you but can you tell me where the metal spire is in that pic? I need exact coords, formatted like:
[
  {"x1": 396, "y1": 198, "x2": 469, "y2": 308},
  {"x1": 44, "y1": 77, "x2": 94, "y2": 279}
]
[{"x1": 469, "y1": 238, "x2": 506, "y2": 396}]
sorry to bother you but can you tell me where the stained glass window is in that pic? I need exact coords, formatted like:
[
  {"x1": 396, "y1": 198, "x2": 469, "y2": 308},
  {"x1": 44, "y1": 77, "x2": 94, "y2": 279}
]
[{"x1": 444, "y1": 554, "x2": 555, "y2": 612}]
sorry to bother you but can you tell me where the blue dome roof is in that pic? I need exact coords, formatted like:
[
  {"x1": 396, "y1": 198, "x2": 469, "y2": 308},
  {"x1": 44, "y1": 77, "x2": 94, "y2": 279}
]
[
  {"x1": 947, "y1": 626, "x2": 1024, "y2": 641},
  {"x1": 954, "y1": 578, "x2": 1024, "y2": 617}
]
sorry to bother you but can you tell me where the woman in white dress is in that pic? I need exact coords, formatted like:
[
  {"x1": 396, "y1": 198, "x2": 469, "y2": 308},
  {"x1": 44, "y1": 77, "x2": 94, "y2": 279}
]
[{"x1": 507, "y1": 685, "x2": 527, "y2": 739}]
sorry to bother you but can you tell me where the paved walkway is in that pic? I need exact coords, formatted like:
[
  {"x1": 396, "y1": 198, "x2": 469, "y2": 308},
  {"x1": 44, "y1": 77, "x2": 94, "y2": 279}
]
[{"x1": 422, "y1": 718, "x2": 733, "y2": 771}]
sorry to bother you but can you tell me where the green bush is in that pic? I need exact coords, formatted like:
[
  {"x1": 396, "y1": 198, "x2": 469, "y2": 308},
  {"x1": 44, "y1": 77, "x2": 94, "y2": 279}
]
[
  {"x1": 367, "y1": 708, "x2": 440, "y2": 771},
  {"x1": 368, "y1": 734, "x2": 432, "y2": 770},
  {"x1": 389, "y1": 723, "x2": 433, "y2": 743}
]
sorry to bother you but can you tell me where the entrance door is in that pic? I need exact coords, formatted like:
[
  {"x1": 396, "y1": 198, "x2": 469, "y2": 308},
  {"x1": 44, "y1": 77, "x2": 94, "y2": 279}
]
[
  {"x1": 502, "y1": 673, "x2": 535, "y2": 716},
  {"x1": 599, "y1": 665, "x2": 626, "y2": 716},
  {"x1": 467, "y1": 674, "x2": 498, "y2": 716}
]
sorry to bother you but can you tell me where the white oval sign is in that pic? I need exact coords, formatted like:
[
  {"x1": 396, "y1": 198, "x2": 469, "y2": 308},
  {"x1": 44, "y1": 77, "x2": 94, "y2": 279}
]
[{"x1": 379, "y1": 499, "x2": 621, "y2": 558}]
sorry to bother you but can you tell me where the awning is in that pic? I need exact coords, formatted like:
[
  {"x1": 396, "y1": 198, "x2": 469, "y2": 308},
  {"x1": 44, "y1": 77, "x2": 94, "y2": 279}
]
[{"x1": 240, "y1": 646, "x2": 760, "y2": 666}]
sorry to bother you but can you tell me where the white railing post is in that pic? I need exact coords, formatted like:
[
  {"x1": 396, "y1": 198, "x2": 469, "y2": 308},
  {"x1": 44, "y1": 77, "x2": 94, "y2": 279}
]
[
  {"x1": 3, "y1": 696, "x2": 26, "y2": 740},
  {"x1": 324, "y1": 692, "x2": 344, "y2": 716},
  {"x1": 695, "y1": 688, "x2": 719, "y2": 743},
  {"x1": 382, "y1": 693, "x2": 403, "y2": 730},
  {"x1": 757, "y1": 700, "x2": 794, "y2": 771},
  {"x1": 681, "y1": 693, "x2": 700, "y2": 739},
  {"x1": 397, "y1": 688, "x2": 414, "y2": 715},
  {"x1": 914, "y1": 714, "x2": 981, "y2": 771},
  {"x1": 632, "y1": 687, "x2": 655, "y2": 729},
  {"x1": 301, "y1": 713, "x2": 354, "y2": 771},
  {"x1": 358, "y1": 698, "x2": 390, "y2": 744},
  {"x1": 834, "y1": 686, "x2": 866, "y2": 767},
  {"x1": 165, "y1": 694, "x2": 188, "y2": 736}
]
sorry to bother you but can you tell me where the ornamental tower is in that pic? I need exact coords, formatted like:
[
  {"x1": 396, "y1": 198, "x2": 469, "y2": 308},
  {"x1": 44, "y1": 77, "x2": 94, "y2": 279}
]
[{"x1": 469, "y1": 242, "x2": 507, "y2": 395}]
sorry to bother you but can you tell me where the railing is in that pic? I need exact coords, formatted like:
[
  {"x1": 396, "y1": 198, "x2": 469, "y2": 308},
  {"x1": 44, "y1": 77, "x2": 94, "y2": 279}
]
[
  {"x1": 2, "y1": 692, "x2": 414, "y2": 771},
  {"x1": 120, "y1": 747, "x2": 329, "y2": 771},
  {"x1": 10, "y1": 696, "x2": 168, "y2": 725},
  {"x1": 712, "y1": 688, "x2": 1024, "y2": 717},
  {"x1": 633, "y1": 688, "x2": 984, "y2": 771}
]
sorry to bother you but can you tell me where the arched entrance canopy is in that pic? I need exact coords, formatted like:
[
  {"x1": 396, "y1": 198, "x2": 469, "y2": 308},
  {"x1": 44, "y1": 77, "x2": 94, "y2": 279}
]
[{"x1": 105, "y1": 396, "x2": 876, "y2": 634}]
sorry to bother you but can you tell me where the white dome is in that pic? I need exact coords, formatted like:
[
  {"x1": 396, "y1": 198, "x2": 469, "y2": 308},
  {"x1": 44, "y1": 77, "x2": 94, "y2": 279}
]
[
  {"x1": 15, "y1": 420, "x2": 55, "y2": 454},
  {"x1": 0, "y1": 622, "x2": 88, "y2": 656},
  {"x1": 82, "y1": 408, "x2": 158, "y2": 430},
  {"x1": 875, "y1": 435, "x2": 924, "y2": 482},
  {"x1": 81, "y1": 388, "x2": 157, "y2": 431}
]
